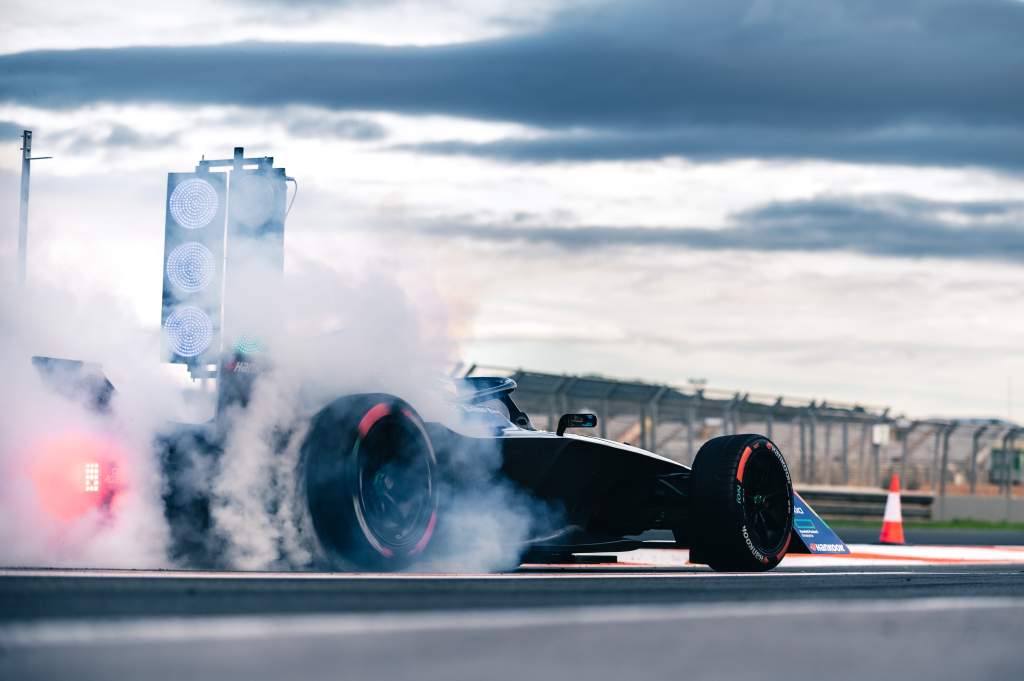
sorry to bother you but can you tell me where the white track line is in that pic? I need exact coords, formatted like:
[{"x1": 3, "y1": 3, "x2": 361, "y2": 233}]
[
  {"x1": 3, "y1": 597, "x2": 1022, "y2": 648},
  {"x1": 605, "y1": 544, "x2": 1024, "y2": 568}
]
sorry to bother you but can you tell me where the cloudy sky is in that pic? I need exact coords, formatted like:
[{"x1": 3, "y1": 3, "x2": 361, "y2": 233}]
[{"x1": 1, "y1": 0, "x2": 1022, "y2": 420}]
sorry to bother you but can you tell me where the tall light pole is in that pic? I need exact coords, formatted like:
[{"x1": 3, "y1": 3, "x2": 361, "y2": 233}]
[{"x1": 17, "y1": 130, "x2": 52, "y2": 287}]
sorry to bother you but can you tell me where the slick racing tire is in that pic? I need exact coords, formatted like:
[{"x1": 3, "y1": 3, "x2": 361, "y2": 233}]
[
  {"x1": 302, "y1": 394, "x2": 438, "y2": 570},
  {"x1": 687, "y1": 434, "x2": 793, "y2": 572}
]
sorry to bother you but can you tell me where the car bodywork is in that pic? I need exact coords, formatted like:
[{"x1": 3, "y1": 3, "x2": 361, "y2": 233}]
[{"x1": 433, "y1": 376, "x2": 694, "y2": 559}]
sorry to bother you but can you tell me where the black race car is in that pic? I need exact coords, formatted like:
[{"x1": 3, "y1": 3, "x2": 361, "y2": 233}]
[
  {"x1": 35, "y1": 357, "x2": 796, "y2": 572},
  {"x1": 295, "y1": 375, "x2": 795, "y2": 572}
]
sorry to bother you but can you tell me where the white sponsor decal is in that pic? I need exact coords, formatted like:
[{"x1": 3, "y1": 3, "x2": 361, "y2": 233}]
[
  {"x1": 232, "y1": 361, "x2": 258, "y2": 374},
  {"x1": 810, "y1": 543, "x2": 846, "y2": 553},
  {"x1": 742, "y1": 525, "x2": 767, "y2": 563}
]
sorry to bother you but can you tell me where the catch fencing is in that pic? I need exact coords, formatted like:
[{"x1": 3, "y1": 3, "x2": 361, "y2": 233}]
[{"x1": 465, "y1": 365, "x2": 1023, "y2": 521}]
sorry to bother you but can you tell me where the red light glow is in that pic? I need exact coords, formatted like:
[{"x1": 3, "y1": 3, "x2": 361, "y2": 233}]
[{"x1": 30, "y1": 433, "x2": 125, "y2": 522}]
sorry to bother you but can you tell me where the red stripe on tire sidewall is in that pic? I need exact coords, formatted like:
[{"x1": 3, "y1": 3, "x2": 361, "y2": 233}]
[
  {"x1": 358, "y1": 402, "x2": 391, "y2": 438},
  {"x1": 411, "y1": 510, "x2": 437, "y2": 555},
  {"x1": 736, "y1": 446, "x2": 753, "y2": 482}
]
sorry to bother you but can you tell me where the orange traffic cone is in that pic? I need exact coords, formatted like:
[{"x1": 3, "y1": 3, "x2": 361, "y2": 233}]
[{"x1": 879, "y1": 473, "x2": 905, "y2": 544}]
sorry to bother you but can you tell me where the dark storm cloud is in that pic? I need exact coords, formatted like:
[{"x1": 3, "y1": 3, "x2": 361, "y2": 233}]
[
  {"x1": 415, "y1": 195, "x2": 1024, "y2": 262},
  {"x1": 0, "y1": 0, "x2": 1021, "y2": 168},
  {"x1": 53, "y1": 124, "x2": 179, "y2": 153},
  {"x1": 400, "y1": 125, "x2": 1024, "y2": 170}
]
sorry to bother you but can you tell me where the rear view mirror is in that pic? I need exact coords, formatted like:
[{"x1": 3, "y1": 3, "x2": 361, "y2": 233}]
[{"x1": 557, "y1": 413, "x2": 598, "y2": 436}]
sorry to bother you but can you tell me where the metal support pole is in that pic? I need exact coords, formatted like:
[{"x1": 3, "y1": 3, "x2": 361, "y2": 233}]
[
  {"x1": 859, "y1": 422, "x2": 870, "y2": 485},
  {"x1": 559, "y1": 378, "x2": 575, "y2": 417},
  {"x1": 646, "y1": 387, "x2": 667, "y2": 453},
  {"x1": 15, "y1": 130, "x2": 51, "y2": 287},
  {"x1": 639, "y1": 407, "x2": 648, "y2": 450},
  {"x1": 599, "y1": 398, "x2": 609, "y2": 439},
  {"x1": 841, "y1": 419, "x2": 850, "y2": 485},
  {"x1": 798, "y1": 418, "x2": 807, "y2": 482},
  {"x1": 808, "y1": 409, "x2": 818, "y2": 484},
  {"x1": 723, "y1": 395, "x2": 740, "y2": 436},
  {"x1": 938, "y1": 421, "x2": 958, "y2": 518},
  {"x1": 687, "y1": 393, "x2": 700, "y2": 464},
  {"x1": 931, "y1": 426, "x2": 943, "y2": 492},
  {"x1": 824, "y1": 417, "x2": 833, "y2": 485},
  {"x1": 1001, "y1": 428, "x2": 1020, "y2": 506},
  {"x1": 970, "y1": 425, "x2": 989, "y2": 495},
  {"x1": 767, "y1": 397, "x2": 782, "y2": 441},
  {"x1": 732, "y1": 393, "x2": 748, "y2": 435},
  {"x1": 899, "y1": 421, "x2": 919, "y2": 488},
  {"x1": 791, "y1": 417, "x2": 799, "y2": 478},
  {"x1": 17, "y1": 130, "x2": 32, "y2": 286},
  {"x1": 548, "y1": 377, "x2": 566, "y2": 431},
  {"x1": 873, "y1": 441, "x2": 881, "y2": 487}
]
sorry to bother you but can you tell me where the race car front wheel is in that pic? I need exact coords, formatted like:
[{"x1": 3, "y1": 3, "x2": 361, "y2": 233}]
[
  {"x1": 303, "y1": 394, "x2": 438, "y2": 570},
  {"x1": 686, "y1": 434, "x2": 793, "y2": 571}
]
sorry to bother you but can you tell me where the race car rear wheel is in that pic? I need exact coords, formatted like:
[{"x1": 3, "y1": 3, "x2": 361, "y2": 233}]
[
  {"x1": 303, "y1": 394, "x2": 438, "y2": 570},
  {"x1": 686, "y1": 434, "x2": 793, "y2": 572}
]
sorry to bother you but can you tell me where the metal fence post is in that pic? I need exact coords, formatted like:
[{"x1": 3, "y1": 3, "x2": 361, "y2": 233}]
[
  {"x1": 687, "y1": 392, "x2": 701, "y2": 464},
  {"x1": 938, "y1": 421, "x2": 958, "y2": 519},
  {"x1": 723, "y1": 393, "x2": 741, "y2": 436},
  {"x1": 859, "y1": 422, "x2": 870, "y2": 486},
  {"x1": 1002, "y1": 428, "x2": 1021, "y2": 520},
  {"x1": 840, "y1": 418, "x2": 850, "y2": 485},
  {"x1": 646, "y1": 387, "x2": 667, "y2": 453},
  {"x1": 767, "y1": 397, "x2": 782, "y2": 442},
  {"x1": 734, "y1": 393, "x2": 748, "y2": 435},
  {"x1": 599, "y1": 398, "x2": 609, "y2": 439},
  {"x1": 798, "y1": 417, "x2": 807, "y2": 482},
  {"x1": 824, "y1": 416, "x2": 833, "y2": 485},
  {"x1": 871, "y1": 428, "x2": 881, "y2": 488},
  {"x1": 899, "y1": 421, "x2": 918, "y2": 489},
  {"x1": 808, "y1": 406, "x2": 818, "y2": 484},
  {"x1": 931, "y1": 426, "x2": 944, "y2": 491},
  {"x1": 639, "y1": 406, "x2": 648, "y2": 451},
  {"x1": 969, "y1": 425, "x2": 989, "y2": 495}
]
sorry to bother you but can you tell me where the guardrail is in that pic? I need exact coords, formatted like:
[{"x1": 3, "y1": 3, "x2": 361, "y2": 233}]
[{"x1": 797, "y1": 486, "x2": 933, "y2": 521}]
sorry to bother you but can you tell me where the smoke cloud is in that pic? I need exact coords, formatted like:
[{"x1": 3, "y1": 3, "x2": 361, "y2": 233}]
[
  {"x1": 0, "y1": 224, "x2": 556, "y2": 573},
  {"x1": 203, "y1": 253, "x2": 558, "y2": 572},
  {"x1": 0, "y1": 284, "x2": 176, "y2": 568}
]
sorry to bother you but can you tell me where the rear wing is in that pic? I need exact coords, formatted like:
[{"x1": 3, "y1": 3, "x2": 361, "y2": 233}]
[{"x1": 31, "y1": 356, "x2": 115, "y2": 413}]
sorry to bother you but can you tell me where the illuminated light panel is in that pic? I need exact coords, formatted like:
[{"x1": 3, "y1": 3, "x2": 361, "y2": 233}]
[
  {"x1": 30, "y1": 433, "x2": 125, "y2": 521},
  {"x1": 233, "y1": 336, "x2": 265, "y2": 355},
  {"x1": 164, "y1": 306, "x2": 214, "y2": 358},
  {"x1": 169, "y1": 178, "x2": 219, "y2": 229},
  {"x1": 166, "y1": 242, "x2": 215, "y2": 293},
  {"x1": 84, "y1": 462, "x2": 100, "y2": 492}
]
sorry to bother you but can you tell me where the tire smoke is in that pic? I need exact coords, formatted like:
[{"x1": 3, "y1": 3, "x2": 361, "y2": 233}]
[{"x1": 1, "y1": 245, "x2": 555, "y2": 573}]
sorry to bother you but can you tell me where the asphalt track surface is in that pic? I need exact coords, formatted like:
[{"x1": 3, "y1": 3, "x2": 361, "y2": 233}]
[{"x1": 3, "y1": 563, "x2": 1024, "y2": 680}]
